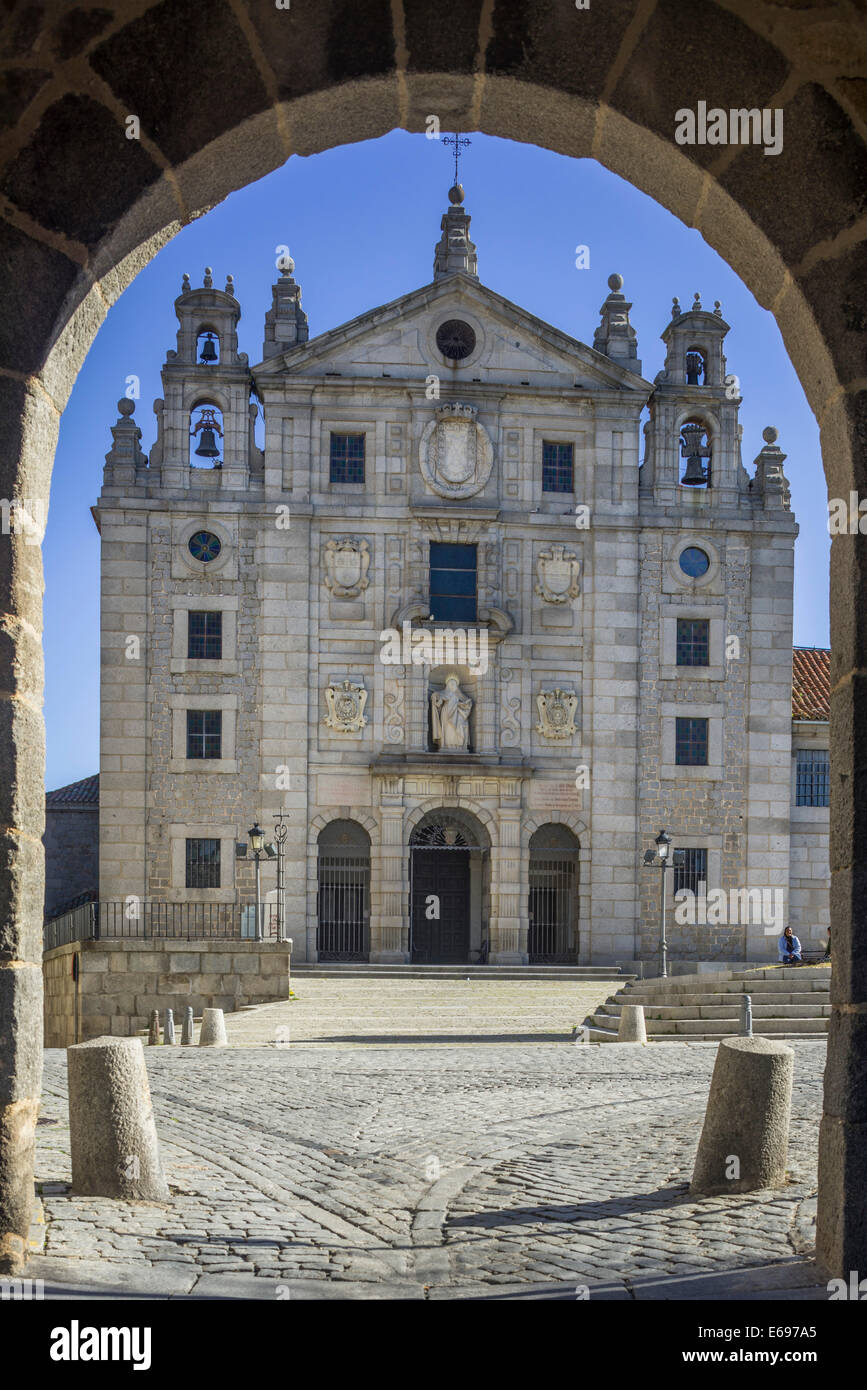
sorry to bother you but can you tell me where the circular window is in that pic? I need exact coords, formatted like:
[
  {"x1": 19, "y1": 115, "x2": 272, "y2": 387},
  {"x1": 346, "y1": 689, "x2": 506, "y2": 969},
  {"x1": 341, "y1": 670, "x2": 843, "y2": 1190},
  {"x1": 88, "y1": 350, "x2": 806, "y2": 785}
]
[
  {"x1": 679, "y1": 546, "x2": 710, "y2": 578},
  {"x1": 436, "y1": 319, "x2": 476, "y2": 360},
  {"x1": 188, "y1": 531, "x2": 222, "y2": 563}
]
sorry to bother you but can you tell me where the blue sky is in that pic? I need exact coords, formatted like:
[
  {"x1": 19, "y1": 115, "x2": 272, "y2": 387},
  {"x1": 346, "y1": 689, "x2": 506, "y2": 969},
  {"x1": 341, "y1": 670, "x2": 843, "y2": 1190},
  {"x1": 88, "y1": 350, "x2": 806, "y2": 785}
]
[{"x1": 44, "y1": 130, "x2": 828, "y2": 790}]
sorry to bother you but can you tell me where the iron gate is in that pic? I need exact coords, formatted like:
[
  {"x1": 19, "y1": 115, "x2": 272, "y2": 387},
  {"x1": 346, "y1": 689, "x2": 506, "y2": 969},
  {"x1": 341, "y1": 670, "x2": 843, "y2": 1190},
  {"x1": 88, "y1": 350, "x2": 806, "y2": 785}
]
[
  {"x1": 528, "y1": 849, "x2": 577, "y2": 963},
  {"x1": 316, "y1": 853, "x2": 369, "y2": 960}
]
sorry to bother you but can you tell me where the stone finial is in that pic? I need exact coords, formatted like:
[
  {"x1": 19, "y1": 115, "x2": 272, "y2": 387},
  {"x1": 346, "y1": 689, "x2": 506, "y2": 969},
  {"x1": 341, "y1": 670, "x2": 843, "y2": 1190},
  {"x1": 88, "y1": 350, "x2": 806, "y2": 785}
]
[
  {"x1": 203, "y1": 266, "x2": 213, "y2": 289},
  {"x1": 433, "y1": 189, "x2": 479, "y2": 280},
  {"x1": 225, "y1": 274, "x2": 235, "y2": 297},
  {"x1": 181, "y1": 272, "x2": 191, "y2": 294},
  {"x1": 693, "y1": 291, "x2": 702, "y2": 310},
  {"x1": 763, "y1": 425, "x2": 779, "y2": 444},
  {"x1": 753, "y1": 427, "x2": 790, "y2": 509},
  {"x1": 593, "y1": 272, "x2": 641, "y2": 375},
  {"x1": 105, "y1": 396, "x2": 147, "y2": 483},
  {"x1": 714, "y1": 300, "x2": 722, "y2": 316},
  {"x1": 262, "y1": 252, "x2": 309, "y2": 359},
  {"x1": 671, "y1": 296, "x2": 681, "y2": 318}
]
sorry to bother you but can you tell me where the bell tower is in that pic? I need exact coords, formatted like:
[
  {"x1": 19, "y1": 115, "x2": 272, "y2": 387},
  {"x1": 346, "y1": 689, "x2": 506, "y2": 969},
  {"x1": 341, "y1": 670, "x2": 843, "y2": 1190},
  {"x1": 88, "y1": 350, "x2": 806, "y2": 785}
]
[
  {"x1": 641, "y1": 292, "x2": 746, "y2": 511},
  {"x1": 147, "y1": 267, "x2": 261, "y2": 490}
]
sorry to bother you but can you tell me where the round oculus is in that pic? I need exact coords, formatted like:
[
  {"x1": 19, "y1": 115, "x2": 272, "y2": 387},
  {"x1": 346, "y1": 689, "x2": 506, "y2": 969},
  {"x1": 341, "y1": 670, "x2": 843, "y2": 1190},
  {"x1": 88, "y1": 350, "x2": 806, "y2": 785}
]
[
  {"x1": 435, "y1": 319, "x2": 476, "y2": 360},
  {"x1": 188, "y1": 530, "x2": 222, "y2": 563},
  {"x1": 678, "y1": 545, "x2": 710, "y2": 578}
]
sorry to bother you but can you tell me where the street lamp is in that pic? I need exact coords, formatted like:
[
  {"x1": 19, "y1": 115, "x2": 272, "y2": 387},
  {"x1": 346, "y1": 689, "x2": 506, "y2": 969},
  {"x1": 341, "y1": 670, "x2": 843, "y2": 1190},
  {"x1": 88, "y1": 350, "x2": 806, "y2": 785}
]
[
  {"x1": 248, "y1": 822, "x2": 265, "y2": 941},
  {"x1": 274, "y1": 810, "x2": 288, "y2": 942},
  {"x1": 642, "y1": 829, "x2": 673, "y2": 979}
]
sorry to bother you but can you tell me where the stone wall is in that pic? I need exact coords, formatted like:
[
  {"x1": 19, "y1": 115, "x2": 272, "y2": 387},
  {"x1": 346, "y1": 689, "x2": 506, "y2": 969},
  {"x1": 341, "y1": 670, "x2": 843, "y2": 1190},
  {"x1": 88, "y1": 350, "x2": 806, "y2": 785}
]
[
  {"x1": 789, "y1": 723, "x2": 831, "y2": 951},
  {"x1": 42, "y1": 940, "x2": 291, "y2": 1046},
  {"x1": 43, "y1": 806, "x2": 98, "y2": 920}
]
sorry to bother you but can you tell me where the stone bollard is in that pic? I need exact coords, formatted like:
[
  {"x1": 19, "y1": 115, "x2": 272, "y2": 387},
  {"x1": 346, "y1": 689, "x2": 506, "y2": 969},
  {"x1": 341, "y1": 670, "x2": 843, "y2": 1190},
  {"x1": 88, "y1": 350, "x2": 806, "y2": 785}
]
[
  {"x1": 199, "y1": 1008, "x2": 228, "y2": 1047},
  {"x1": 618, "y1": 1003, "x2": 647, "y2": 1043},
  {"x1": 181, "y1": 1007, "x2": 194, "y2": 1046},
  {"x1": 690, "y1": 1037, "x2": 794, "y2": 1196},
  {"x1": 740, "y1": 993, "x2": 753, "y2": 1037},
  {"x1": 67, "y1": 1037, "x2": 170, "y2": 1200},
  {"x1": 163, "y1": 1009, "x2": 175, "y2": 1046},
  {"x1": 147, "y1": 1010, "x2": 160, "y2": 1046}
]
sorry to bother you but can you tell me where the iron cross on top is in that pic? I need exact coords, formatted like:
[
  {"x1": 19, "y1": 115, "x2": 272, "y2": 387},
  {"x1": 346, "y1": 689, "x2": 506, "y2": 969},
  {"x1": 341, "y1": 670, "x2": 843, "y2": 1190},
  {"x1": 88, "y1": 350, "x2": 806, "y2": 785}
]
[{"x1": 442, "y1": 132, "x2": 471, "y2": 185}]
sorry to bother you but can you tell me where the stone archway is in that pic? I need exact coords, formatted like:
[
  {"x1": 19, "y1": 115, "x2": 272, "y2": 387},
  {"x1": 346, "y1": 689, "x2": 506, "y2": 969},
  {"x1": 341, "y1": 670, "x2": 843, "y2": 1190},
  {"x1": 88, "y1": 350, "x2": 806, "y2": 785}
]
[{"x1": 1, "y1": 1, "x2": 865, "y2": 1276}]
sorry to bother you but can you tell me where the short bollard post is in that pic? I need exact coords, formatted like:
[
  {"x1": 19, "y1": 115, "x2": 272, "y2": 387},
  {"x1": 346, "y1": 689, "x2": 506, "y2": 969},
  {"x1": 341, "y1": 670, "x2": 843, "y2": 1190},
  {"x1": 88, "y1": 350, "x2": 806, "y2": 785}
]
[
  {"x1": 181, "y1": 1007, "x2": 194, "y2": 1046},
  {"x1": 163, "y1": 1009, "x2": 175, "y2": 1046},
  {"x1": 618, "y1": 1003, "x2": 647, "y2": 1044},
  {"x1": 67, "y1": 1037, "x2": 170, "y2": 1200},
  {"x1": 740, "y1": 993, "x2": 753, "y2": 1037},
  {"x1": 147, "y1": 1010, "x2": 160, "y2": 1046},
  {"x1": 199, "y1": 1008, "x2": 228, "y2": 1047},
  {"x1": 690, "y1": 1037, "x2": 793, "y2": 1195}
]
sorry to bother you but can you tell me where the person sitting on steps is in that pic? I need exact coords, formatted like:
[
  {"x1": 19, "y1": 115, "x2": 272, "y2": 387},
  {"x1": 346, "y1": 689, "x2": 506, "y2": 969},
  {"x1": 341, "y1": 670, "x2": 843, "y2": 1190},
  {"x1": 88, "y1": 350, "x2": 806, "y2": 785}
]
[{"x1": 778, "y1": 925, "x2": 803, "y2": 964}]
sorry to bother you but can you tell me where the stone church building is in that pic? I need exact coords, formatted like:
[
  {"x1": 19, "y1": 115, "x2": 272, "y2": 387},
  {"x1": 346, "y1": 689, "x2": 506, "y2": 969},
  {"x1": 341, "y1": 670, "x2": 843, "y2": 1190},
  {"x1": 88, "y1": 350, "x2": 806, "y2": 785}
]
[{"x1": 88, "y1": 184, "x2": 828, "y2": 968}]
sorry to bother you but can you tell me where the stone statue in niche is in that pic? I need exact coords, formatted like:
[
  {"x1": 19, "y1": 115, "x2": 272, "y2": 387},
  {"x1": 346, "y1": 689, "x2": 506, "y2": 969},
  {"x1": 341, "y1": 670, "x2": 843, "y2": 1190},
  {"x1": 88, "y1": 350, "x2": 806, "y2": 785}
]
[
  {"x1": 536, "y1": 689, "x2": 578, "y2": 740},
  {"x1": 535, "y1": 545, "x2": 581, "y2": 603},
  {"x1": 324, "y1": 680, "x2": 368, "y2": 733},
  {"x1": 323, "y1": 536, "x2": 370, "y2": 599},
  {"x1": 430, "y1": 674, "x2": 472, "y2": 751}
]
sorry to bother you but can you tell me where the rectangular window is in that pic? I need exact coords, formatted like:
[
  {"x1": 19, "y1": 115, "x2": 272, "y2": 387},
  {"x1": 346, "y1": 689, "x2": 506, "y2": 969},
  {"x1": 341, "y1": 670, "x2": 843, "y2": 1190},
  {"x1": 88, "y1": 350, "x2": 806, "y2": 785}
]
[
  {"x1": 676, "y1": 617, "x2": 710, "y2": 667},
  {"x1": 185, "y1": 838, "x2": 220, "y2": 889},
  {"x1": 329, "y1": 432, "x2": 365, "y2": 484},
  {"x1": 188, "y1": 610, "x2": 222, "y2": 660},
  {"x1": 186, "y1": 709, "x2": 222, "y2": 759},
  {"x1": 675, "y1": 716, "x2": 708, "y2": 766},
  {"x1": 796, "y1": 748, "x2": 830, "y2": 807},
  {"x1": 429, "y1": 542, "x2": 477, "y2": 623},
  {"x1": 673, "y1": 847, "x2": 708, "y2": 898},
  {"x1": 542, "y1": 441, "x2": 574, "y2": 493}
]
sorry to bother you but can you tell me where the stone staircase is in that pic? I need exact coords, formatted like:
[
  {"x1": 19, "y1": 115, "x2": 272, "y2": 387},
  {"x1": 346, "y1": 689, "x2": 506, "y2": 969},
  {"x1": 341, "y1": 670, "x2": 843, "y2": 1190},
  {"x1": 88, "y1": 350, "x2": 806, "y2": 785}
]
[
  {"x1": 293, "y1": 962, "x2": 633, "y2": 982},
  {"x1": 583, "y1": 965, "x2": 831, "y2": 1042}
]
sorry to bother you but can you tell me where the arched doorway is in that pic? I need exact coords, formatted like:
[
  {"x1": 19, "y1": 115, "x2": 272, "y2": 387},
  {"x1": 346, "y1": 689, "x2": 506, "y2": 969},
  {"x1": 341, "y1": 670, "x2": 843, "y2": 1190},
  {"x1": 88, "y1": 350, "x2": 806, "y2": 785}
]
[
  {"x1": 409, "y1": 810, "x2": 489, "y2": 964},
  {"x1": 316, "y1": 820, "x2": 370, "y2": 961},
  {"x1": 528, "y1": 825, "x2": 580, "y2": 964}
]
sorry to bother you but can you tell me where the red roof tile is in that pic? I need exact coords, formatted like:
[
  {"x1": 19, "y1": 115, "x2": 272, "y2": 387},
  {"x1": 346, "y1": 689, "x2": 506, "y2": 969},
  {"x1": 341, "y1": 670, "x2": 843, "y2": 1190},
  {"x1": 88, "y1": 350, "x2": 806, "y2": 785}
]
[
  {"x1": 792, "y1": 648, "x2": 830, "y2": 721},
  {"x1": 46, "y1": 774, "x2": 99, "y2": 806}
]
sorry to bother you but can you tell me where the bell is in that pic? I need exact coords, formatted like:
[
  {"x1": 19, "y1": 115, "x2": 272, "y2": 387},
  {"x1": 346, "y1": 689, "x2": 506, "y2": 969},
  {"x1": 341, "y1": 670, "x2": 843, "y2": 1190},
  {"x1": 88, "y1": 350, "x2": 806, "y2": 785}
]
[
  {"x1": 685, "y1": 351, "x2": 703, "y2": 385},
  {"x1": 199, "y1": 333, "x2": 218, "y2": 364},
  {"x1": 194, "y1": 428, "x2": 220, "y2": 459},
  {"x1": 681, "y1": 452, "x2": 708, "y2": 486}
]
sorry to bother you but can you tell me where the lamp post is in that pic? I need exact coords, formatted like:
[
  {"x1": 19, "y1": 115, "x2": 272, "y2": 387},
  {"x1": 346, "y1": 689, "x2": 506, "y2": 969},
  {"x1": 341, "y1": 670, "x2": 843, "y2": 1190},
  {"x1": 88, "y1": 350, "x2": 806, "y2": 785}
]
[
  {"x1": 248, "y1": 822, "x2": 265, "y2": 942},
  {"x1": 642, "y1": 829, "x2": 672, "y2": 979},
  {"x1": 274, "y1": 810, "x2": 288, "y2": 943}
]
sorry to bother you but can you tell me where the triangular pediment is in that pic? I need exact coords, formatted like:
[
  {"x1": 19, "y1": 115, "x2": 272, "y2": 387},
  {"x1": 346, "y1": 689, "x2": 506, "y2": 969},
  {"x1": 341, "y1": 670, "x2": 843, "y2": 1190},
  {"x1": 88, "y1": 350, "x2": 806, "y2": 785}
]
[{"x1": 252, "y1": 273, "x2": 651, "y2": 394}]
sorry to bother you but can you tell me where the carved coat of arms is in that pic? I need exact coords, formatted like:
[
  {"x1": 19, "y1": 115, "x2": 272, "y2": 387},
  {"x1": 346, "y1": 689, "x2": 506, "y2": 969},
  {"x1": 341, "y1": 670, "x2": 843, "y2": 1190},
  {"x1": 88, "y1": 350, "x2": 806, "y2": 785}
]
[
  {"x1": 419, "y1": 403, "x2": 494, "y2": 500},
  {"x1": 536, "y1": 689, "x2": 579, "y2": 740},
  {"x1": 324, "y1": 680, "x2": 368, "y2": 733},
  {"x1": 323, "y1": 537, "x2": 370, "y2": 598},
  {"x1": 535, "y1": 545, "x2": 581, "y2": 603}
]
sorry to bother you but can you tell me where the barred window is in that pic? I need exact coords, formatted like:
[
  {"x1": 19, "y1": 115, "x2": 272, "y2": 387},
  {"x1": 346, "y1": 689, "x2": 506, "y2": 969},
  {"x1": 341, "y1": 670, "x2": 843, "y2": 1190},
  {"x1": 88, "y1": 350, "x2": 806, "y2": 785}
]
[
  {"x1": 186, "y1": 709, "x2": 222, "y2": 759},
  {"x1": 329, "y1": 432, "x2": 365, "y2": 484},
  {"x1": 673, "y1": 847, "x2": 708, "y2": 897},
  {"x1": 676, "y1": 617, "x2": 709, "y2": 666},
  {"x1": 188, "y1": 610, "x2": 222, "y2": 660},
  {"x1": 796, "y1": 748, "x2": 829, "y2": 807},
  {"x1": 675, "y1": 716, "x2": 708, "y2": 765},
  {"x1": 429, "y1": 542, "x2": 477, "y2": 622},
  {"x1": 185, "y1": 838, "x2": 220, "y2": 889},
  {"x1": 542, "y1": 441, "x2": 574, "y2": 493}
]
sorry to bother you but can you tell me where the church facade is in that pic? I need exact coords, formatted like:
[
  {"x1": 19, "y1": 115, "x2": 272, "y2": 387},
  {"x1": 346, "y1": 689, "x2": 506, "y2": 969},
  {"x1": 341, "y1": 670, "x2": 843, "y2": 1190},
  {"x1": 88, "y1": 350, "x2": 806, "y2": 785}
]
[{"x1": 94, "y1": 187, "x2": 816, "y2": 968}]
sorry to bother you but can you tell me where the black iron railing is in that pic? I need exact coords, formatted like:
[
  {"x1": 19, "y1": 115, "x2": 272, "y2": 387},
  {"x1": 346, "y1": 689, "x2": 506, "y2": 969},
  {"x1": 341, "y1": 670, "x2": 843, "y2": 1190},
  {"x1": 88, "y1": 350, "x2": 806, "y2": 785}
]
[{"x1": 43, "y1": 900, "x2": 285, "y2": 950}]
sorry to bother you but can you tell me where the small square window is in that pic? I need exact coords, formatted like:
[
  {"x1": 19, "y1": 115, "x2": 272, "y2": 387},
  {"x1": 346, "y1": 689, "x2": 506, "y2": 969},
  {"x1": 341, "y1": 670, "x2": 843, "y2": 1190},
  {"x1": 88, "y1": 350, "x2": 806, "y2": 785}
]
[
  {"x1": 796, "y1": 749, "x2": 829, "y2": 807},
  {"x1": 329, "y1": 432, "x2": 365, "y2": 484},
  {"x1": 188, "y1": 611, "x2": 222, "y2": 660},
  {"x1": 542, "y1": 441, "x2": 574, "y2": 493},
  {"x1": 429, "y1": 542, "x2": 477, "y2": 622},
  {"x1": 187, "y1": 709, "x2": 222, "y2": 759},
  {"x1": 186, "y1": 838, "x2": 220, "y2": 889},
  {"x1": 675, "y1": 716, "x2": 708, "y2": 766},
  {"x1": 676, "y1": 618, "x2": 709, "y2": 666}
]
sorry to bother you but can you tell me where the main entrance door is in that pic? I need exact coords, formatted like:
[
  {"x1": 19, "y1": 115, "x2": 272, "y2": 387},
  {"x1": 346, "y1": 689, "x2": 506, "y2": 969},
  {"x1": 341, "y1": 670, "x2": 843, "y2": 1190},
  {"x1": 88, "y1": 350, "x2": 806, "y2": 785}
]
[{"x1": 410, "y1": 849, "x2": 470, "y2": 963}]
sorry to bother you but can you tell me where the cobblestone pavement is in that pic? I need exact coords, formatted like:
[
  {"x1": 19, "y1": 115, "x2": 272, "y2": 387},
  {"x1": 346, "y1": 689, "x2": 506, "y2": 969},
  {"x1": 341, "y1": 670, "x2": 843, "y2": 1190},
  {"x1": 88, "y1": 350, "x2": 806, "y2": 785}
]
[{"x1": 30, "y1": 992, "x2": 827, "y2": 1298}]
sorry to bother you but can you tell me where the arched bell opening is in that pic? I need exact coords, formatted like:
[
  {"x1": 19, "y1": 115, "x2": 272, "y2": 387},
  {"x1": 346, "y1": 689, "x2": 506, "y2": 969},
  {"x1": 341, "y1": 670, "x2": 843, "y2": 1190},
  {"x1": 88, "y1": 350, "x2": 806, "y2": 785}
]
[
  {"x1": 408, "y1": 809, "x2": 490, "y2": 964},
  {"x1": 316, "y1": 819, "x2": 371, "y2": 961},
  {"x1": 528, "y1": 824, "x2": 580, "y2": 964},
  {"x1": 685, "y1": 346, "x2": 706, "y2": 386},
  {"x1": 196, "y1": 327, "x2": 220, "y2": 365},
  {"x1": 189, "y1": 401, "x2": 224, "y2": 469}
]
